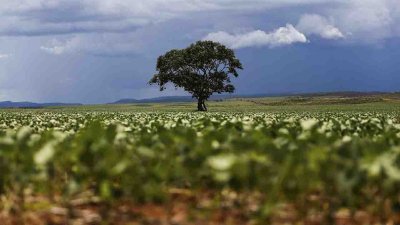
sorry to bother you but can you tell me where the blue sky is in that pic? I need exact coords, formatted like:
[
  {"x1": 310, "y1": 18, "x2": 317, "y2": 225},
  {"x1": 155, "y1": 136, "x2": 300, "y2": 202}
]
[{"x1": 0, "y1": 0, "x2": 399, "y2": 103}]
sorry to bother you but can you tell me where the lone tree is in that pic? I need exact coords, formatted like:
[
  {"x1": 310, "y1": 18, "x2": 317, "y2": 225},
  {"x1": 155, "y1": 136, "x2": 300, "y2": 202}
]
[{"x1": 149, "y1": 41, "x2": 243, "y2": 111}]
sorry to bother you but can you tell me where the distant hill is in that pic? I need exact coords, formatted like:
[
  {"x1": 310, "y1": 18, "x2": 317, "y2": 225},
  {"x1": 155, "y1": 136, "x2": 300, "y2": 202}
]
[
  {"x1": 1, "y1": 91, "x2": 398, "y2": 108},
  {"x1": 112, "y1": 96, "x2": 194, "y2": 104},
  {"x1": 111, "y1": 92, "x2": 400, "y2": 104},
  {"x1": 0, "y1": 101, "x2": 82, "y2": 109},
  {"x1": 299, "y1": 91, "x2": 390, "y2": 98}
]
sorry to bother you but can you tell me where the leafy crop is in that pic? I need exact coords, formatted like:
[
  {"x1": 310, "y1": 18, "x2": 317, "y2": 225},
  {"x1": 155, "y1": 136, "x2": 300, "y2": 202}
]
[{"x1": 1, "y1": 111, "x2": 400, "y2": 224}]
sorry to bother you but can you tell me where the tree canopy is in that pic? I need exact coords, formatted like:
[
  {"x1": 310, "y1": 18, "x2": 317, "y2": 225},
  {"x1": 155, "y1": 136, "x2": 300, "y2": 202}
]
[{"x1": 149, "y1": 41, "x2": 243, "y2": 111}]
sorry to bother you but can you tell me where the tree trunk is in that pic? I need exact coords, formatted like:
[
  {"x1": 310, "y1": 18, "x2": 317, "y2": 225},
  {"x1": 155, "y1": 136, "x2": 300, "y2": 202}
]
[
  {"x1": 197, "y1": 98, "x2": 207, "y2": 111},
  {"x1": 202, "y1": 101, "x2": 207, "y2": 111}
]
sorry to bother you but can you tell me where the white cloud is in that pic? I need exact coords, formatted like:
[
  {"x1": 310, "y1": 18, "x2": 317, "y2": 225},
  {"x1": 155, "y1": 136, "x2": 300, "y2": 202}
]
[
  {"x1": 40, "y1": 33, "x2": 145, "y2": 56},
  {"x1": 0, "y1": 54, "x2": 10, "y2": 59},
  {"x1": 203, "y1": 24, "x2": 307, "y2": 49},
  {"x1": 40, "y1": 38, "x2": 80, "y2": 55},
  {"x1": 296, "y1": 14, "x2": 344, "y2": 39}
]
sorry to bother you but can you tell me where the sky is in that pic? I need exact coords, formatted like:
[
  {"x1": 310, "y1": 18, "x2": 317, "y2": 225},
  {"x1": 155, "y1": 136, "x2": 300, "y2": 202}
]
[{"x1": 0, "y1": 0, "x2": 399, "y2": 103}]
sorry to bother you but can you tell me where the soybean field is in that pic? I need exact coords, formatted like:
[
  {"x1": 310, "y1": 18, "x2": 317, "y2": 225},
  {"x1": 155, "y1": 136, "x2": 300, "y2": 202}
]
[{"x1": 1, "y1": 100, "x2": 400, "y2": 224}]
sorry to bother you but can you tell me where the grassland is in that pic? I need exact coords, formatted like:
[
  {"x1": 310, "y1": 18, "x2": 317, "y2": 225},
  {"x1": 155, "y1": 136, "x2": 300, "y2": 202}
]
[{"x1": 11, "y1": 93, "x2": 400, "y2": 113}]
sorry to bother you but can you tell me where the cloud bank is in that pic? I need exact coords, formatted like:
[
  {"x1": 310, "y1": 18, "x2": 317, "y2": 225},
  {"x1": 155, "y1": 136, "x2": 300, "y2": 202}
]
[
  {"x1": 0, "y1": 0, "x2": 332, "y2": 36},
  {"x1": 1, "y1": 0, "x2": 397, "y2": 55},
  {"x1": 204, "y1": 24, "x2": 307, "y2": 49},
  {"x1": 0, "y1": 0, "x2": 398, "y2": 40}
]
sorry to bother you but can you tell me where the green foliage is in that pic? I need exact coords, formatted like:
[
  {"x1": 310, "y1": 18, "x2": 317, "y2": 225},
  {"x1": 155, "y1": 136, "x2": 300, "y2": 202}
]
[
  {"x1": 149, "y1": 41, "x2": 243, "y2": 111},
  {"x1": 0, "y1": 111, "x2": 400, "y2": 221}
]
